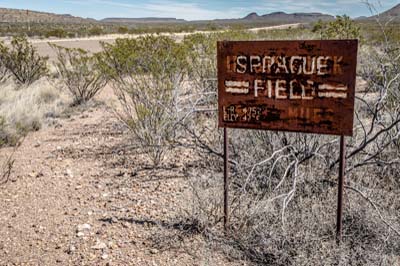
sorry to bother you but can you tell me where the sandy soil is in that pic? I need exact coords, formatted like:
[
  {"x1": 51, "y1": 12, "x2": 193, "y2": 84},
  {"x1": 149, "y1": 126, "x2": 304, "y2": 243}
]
[
  {"x1": 0, "y1": 85, "x2": 240, "y2": 265},
  {"x1": 26, "y1": 23, "x2": 301, "y2": 60}
]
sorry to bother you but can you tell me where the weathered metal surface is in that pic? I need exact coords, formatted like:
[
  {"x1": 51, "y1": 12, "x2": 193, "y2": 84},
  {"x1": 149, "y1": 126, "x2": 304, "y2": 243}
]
[
  {"x1": 223, "y1": 127, "x2": 229, "y2": 232},
  {"x1": 337, "y1": 135, "x2": 346, "y2": 242},
  {"x1": 217, "y1": 40, "x2": 358, "y2": 136}
]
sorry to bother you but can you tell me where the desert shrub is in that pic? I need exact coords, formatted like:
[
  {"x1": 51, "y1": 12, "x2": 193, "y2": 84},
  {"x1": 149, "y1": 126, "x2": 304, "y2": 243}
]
[
  {"x1": 0, "y1": 118, "x2": 19, "y2": 185},
  {"x1": 0, "y1": 43, "x2": 10, "y2": 84},
  {"x1": 50, "y1": 44, "x2": 107, "y2": 105},
  {"x1": 0, "y1": 149, "x2": 15, "y2": 185},
  {"x1": 0, "y1": 78, "x2": 68, "y2": 146},
  {"x1": 45, "y1": 28, "x2": 68, "y2": 38},
  {"x1": 99, "y1": 35, "x2": 188, "y2": 166},
  {"x1": 0, "y1": 36, "x2": 48, "y2": 85},
  {"x1": 117, "y1": 26, "x2": 129, "y2": 34},
  {"x1": 88, "y1": 26, "x2": 104, "y2": 36},
  {"x1": 312, "y1": 15, "x2": 361, "y2": 40},
  {"x1": 177, "y1": 24, "x2": 400, "y2": 265}
]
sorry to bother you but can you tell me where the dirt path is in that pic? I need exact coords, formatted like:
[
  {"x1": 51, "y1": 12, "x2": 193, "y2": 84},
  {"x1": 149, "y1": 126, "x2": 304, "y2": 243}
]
[
  {"x1": 27, "y1": 23, "x2": 302, "y2": 61},
  {"x1": 0, "y1": 87, "x2": 234, "y2": 265}
]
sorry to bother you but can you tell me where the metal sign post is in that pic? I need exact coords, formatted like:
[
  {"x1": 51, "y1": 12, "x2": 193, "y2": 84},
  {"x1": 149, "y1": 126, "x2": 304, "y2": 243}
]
[
  {"x1": 336, "y1": 135, "x2": 346, "y2": 242},
  {"x1": 223, "y1": 127, "x2": 229, "y2": 232},
  {"x1": 217, "y1": 40, "x2": 358, "y2": 240}
]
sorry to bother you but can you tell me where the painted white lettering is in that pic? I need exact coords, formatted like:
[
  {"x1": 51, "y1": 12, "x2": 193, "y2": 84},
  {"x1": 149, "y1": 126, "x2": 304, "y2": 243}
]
[
  {"x1": 236, "y1": 56, "x2": 247, "y2": 73},
  {"x1": 263, "y1": 56, "x2": 274, "y2": 74},
  {"x1": 250, "y1": 56, "x2": 262, "y2": 73},
  {"x1": 275, "y1": 80, "x2": 287, "y2": 99},
  {"x1": 289, "y1": 80, "x2": 302, "y2": 100},
  {"x1": 303, "y1": 56, "x2": 316, "y2": 75},
  {"x1": 317, "y1": 56, "x2": 330, "y2": 76},
  {"x1": 254, "y1": 79, "x2": 264, "y2": 97},
  {"x1": 276, "y1": 56, "x2": 289, "y2": 74},
  {"x1": 290, "y1": 56, "x2": 302, "y2": 74}
]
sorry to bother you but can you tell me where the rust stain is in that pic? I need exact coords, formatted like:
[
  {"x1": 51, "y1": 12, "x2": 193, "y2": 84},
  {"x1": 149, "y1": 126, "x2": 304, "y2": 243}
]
[{"x1": 217, "y1": 40, "x2": 358, "y2": 136}]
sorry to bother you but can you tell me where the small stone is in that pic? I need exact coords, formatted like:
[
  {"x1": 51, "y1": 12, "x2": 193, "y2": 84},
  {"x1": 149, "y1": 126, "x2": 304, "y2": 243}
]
[
  {"x1": 150, "y1": 249, "x2": 158, "y2": 254},
  {"x1": 56, "y1": 146, "x2": 62, "y2": 151},
  {"x1": 88, "y1": 211, "x2": 93, "y2": 216},
  {"x1": 34, "y1": 142, "x2": 41, "y2": 148},
  {"x1": 29, "y1": 172, "x2": 36, "y2": 178},
  {"x1": 76, "y1": 232, "x2": 85, "y2": 237},
  {"x1": 65, "y1": 169, "x2": 74, "y2": 178},
  {"x1": 91, "y1": 240, "x2": 107, "y2": 250},
  {"x1": 101, "y1": 253, "x2": 109, "y2": 260},
  {"x1": 77, "y1": 223, "x2": 91, "y2": 232},
  {"x1": 68, "y1": 245, "x2": 76, "y2": 254}
]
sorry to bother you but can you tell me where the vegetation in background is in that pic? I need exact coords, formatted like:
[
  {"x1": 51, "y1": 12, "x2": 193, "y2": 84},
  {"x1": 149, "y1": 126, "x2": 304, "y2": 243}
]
[
  {"x1": 0, "y1": 36, "x2": 48, "y2": 85},
  {"x1": 51, "y1": 44, "x2": 107, "y2": 105},
  {"x1": 0, "y1": 11, "x2": 398, "y2": 264},
  {"x1": 312, "y1": 15, "x2": 361, "y2": 40},
  {"x1": 99, "y1": 36, "x2": 188, "y2": 166}
]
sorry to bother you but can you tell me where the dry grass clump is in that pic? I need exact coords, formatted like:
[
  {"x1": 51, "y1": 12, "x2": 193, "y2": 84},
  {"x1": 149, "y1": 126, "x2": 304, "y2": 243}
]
[
  {"x1": 0, "y1": 78, "x2": 69, "y2": 145},
  {"x1": 142, "y1": 17, "x2": 400, "y2": 265},
  {"x1": 50, "y1": 44, "x2": 107, "y2": 105}
]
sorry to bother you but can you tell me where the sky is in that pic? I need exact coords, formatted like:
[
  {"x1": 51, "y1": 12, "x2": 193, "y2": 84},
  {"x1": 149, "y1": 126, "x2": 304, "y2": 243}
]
[{"x1": 0, "y1": 0, "x2": 398, "y2": 21}]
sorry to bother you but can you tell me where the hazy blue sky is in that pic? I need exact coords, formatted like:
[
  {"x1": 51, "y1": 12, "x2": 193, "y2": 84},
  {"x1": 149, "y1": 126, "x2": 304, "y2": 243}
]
[{"x1": 0, "y1": 0, "x2": 398, "y2": 20}]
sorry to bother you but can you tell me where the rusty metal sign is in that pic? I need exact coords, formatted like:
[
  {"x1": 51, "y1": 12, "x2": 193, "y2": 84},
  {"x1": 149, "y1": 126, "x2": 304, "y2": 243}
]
[{"x1": 217, "y1": 40, "x2": 358, "y2": 136}]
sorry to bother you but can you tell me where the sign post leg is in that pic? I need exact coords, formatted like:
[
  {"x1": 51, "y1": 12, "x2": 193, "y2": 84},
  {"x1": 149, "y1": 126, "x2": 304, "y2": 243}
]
[
  {"x1": 224, "y1": 127, "x2": 229, "y2": 232},
  {"x1": 336, "y1": 135, "x2": 346, "y2": 243}
]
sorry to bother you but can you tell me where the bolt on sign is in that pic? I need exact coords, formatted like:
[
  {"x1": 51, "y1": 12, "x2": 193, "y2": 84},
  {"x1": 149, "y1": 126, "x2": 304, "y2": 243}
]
[{"x1": 217, "y1": 40, "x2": 358, "y2": 136}]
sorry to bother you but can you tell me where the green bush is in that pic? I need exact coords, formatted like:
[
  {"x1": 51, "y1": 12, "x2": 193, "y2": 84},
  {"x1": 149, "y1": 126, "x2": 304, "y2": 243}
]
[
  {"x1": 312, "y1": 15, "x2": 361, "y2": 40},
  {"x1": 88, "y1": 26, "x2": 104, "y2": 36},
  {"x1": 45, "y1": 28, "x2": 68, "y2": 38},
  {"x1": 99, "y1": 35, "x2": 188, "y2": 166},
  {"x1": 0, "y1": 36, "x2": 48, "y2": 85},
  {"x1": 51, "y1": 44, "x2": 107, "y2": 105},
  {"x1": 117, "y1": 26, "x2": 129, "y2": 34}
]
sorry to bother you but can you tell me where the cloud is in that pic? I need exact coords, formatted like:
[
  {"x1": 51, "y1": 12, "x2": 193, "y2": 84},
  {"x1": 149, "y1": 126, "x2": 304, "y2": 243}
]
[
  {"x1": 142, "y1": 1, "x2": 244, "y2": 20},
  {"x1": 60, "y1": 0, "x2": 399, "y2": 20},
  {"x1": 62, "y1": 0, "x2": 245, "y2": 20}
]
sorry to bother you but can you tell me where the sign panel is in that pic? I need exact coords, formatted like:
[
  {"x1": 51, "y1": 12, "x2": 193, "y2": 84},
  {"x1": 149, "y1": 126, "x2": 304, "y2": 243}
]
[{"x1": 217, "y1": 40, "x2": 358, "y2": 136}]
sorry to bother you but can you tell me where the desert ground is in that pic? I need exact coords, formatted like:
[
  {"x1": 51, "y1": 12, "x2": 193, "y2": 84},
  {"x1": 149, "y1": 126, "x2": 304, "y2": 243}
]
[
  {"x1": 0, "y1": 20, "x2": 399, "y2": 266},
  {"x1": 28, "y1": 23, "x2": 301, "y2": 60}
]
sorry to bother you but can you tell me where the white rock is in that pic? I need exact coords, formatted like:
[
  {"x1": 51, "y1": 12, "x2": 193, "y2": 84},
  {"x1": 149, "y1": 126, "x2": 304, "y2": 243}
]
[
  {"x1": 69, "y1": 245, "x2": 76, "y2": 253},
  {"x1": 76, "y1": 232, "x2": 85, "y2": 237},
  {"x1": 101, "y1": 253, "x2": 109, "y2": 260},
  {"x1": 91, "y1": 240, "x2": 107, "y2": 250},
  {"x1": 77, "y1": 223, "x2": 91, "y2": 232},
  {"x1": 66, "y1": 169, "x2": 74, "y2": 178}
]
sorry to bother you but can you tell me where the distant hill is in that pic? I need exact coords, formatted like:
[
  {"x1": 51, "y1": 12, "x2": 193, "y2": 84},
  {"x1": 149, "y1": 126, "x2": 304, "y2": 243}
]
[
  {"x1": 102, "y1": 11, "x2": 334, "y2": 25},
  {"x1": 376, "y1": 3, "x2": 400, "y2": 20},
  {"x1": 0, "y1": 8, "x2": 96, "y2": 24},
  {"x1": 360, "y1": 3, "x2": 400, "y2": 21},
  {"x1": 240, "y1": 11, "x2": 334, "y2": 22},
  {"x1": 102, "y1": 17, "x2": 186, "y2": 24},
  {"x1": 0, "y1": 7, "x2": 337, "y2": 26}
]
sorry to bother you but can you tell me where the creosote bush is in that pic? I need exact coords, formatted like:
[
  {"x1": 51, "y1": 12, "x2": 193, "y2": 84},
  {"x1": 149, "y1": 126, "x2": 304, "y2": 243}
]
[
  {"x1": 173, "y1": 20, "x2": 400, "y2": 265},
  {"x1": 312, "y1": 15, "x2": 361, "y2": 40},
  {"x1": 0, "y1": 36, "x2": 48, "y2": 85},
  {"x1": 99, "y1": 35, "x2": 188, "y2": 166},
  {"x1": 51, "y1": 44, "x2": 107, "y2": 105}
]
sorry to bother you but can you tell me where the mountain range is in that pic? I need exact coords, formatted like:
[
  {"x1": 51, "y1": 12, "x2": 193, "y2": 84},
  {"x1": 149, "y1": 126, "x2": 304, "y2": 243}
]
[{"x1": 0, "y1": 3, "x2": 398, "y2": 25}]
